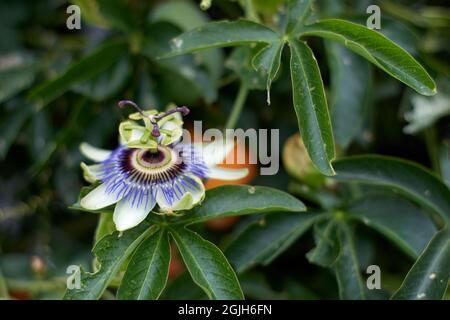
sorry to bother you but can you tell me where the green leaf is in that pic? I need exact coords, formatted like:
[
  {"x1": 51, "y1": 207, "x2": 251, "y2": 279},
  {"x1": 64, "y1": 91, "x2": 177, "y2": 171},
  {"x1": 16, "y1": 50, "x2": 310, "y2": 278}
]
[
  {"x1": 27, "y1": 107, "x2": 51, "y2": 159},
  {"x1": 72, "y1": 56, "x2": 130, "y2": 101},
  {"x1": 289, "y1": 39, "x2": 335, "y2": 176},
  {"x1": 392, "y1": 227, "x2": 450, "y2": 300},
  {"x1": 252, "y1": 40, "x2": 284, "y2": 104},
  {"x1": 31, "y1": 99, "x2": 88, "y2": 175},
  {"x1": 150, "y1": 0, "x2": 208, "y2": 31},
  {"x1": 285, "y1": 0, "x2": 314, "y2": 34},
  {"x1": 96, "y1": 0, "x2": 138, "y2": 32},
  {"x1": 226, "y1": 212, "x2": 323, "y2": 272},
  {"x1": 134, "y1": 70, "x2": 158, "y2": 108},
  {"x1": 94, "y1": 212, "x2": 116, "y2": 243},
  {"x1": 170, "y1": 227, "x2": 244, "y2": 300},
  {"x1": 63, "y1": 223, "x2": 155, "y2": 300},
  {"x1": 161, "y1": 272, "x2": 207, "y2": 300},
  {"x1": 117, "y1": 229, "x2": 170, "y2": 300},
  {"x1": 158, "y1": 55, "x2": 217, "y2": 104},
  {"x1": 72, "y1": 0, "x2": 109, "y2": 28},
  {"x1": 378, "y1": 17, "x2": 419, "y2": 57},
  {"x1": 143, "y1": 22, "x2": 218, "y2": 104},
  {"x1": 173, "y1": 185, "x2": 306, "y2": 225},
  {"x1": 227, "y1": 46, "x2": 266, "y2": 90},
  {"x1": 149, "y1": 0, "x2": 224, "y2": 82},
  {"x1": 347, "y1": 194, "x2": 437, "y2": 258},
  {"x1": 301, "y1": 19, "x2": 436, "y2": 96},
  {"x1": 332, "y1": 221, "x2": 366, "y2": 300},
  {"x1": 70, "y1": 184, "x2": 102, "y2": 212},
  {"x1": 288, "y1": 182, "x2": 341, "y2": 210},
  {"x1": 0, "y1": 53, "x2": 36, "y2": 104},
  {"x1": 334, "y1": 155, "x2": 450, "y2": 224},
  {"x1": 326, "y1": 42, "x2": 373, "y2": 148},
  {"x1": 306, "y1": 219, "x2": 340, "y2": 267},
  {"x1": 163, "y1": 20, "x2": 280, "y2": 58},
  {"x1": 29, "y1": 41, "x2": 127, "y2": 107}
]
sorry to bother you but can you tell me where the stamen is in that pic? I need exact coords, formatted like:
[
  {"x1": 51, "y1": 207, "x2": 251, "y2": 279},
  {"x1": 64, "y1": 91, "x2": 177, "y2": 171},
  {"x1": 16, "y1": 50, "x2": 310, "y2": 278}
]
[
  {"x1": 118, "y1": 100, "x2": 148, "y2": 118},
  {"x1": 151, "y1": 123, "x2": 161, "y2": 137},
  {"x1": 118, "y1": 100, "x2": 190, "y2": 138},
  {"x1": 98, "y1": 144, "x2": 207, "y2": 208},
  {"x1": 153, "y1": 106, "x2": 190, "y2": 120}
]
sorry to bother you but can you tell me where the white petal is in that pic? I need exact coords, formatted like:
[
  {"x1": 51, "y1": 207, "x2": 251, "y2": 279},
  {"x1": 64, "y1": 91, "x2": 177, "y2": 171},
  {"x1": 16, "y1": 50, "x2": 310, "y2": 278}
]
[
  {"x1": 80, "y1": 143, "x2": 111, "y2": 162},
  {"x1": 80, "y1": 183, "x2": 123, "y2": 210},
  {"x1": 113, "y1": 194, "x2": 156, "y2": 231},
  {"x1": 180, "y1": 175, "x2": 205, "y2": 206},
  {"x1": 80, "y1": 162, "x2": 103, "y2": 183},
  {"x1": 200, "y1": 139, "x2": 235, "y2": 166},
  {"x1": 207, "y1": 166, "x2": 249, "y2": 180},
  {"x1": 156, "y1": 176, "x2": 205, "y2": 211}
]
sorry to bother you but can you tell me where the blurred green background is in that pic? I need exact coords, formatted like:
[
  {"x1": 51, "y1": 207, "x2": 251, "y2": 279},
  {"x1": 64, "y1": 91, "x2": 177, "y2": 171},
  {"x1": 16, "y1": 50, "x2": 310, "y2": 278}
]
[{"x1": 0, "y1": 0, "x2": 449, "y2": 299}]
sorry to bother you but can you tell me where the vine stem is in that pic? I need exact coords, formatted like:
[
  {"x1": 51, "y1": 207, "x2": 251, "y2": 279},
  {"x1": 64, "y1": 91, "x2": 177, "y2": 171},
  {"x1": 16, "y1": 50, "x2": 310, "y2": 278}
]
[
  {"x1": 243, "y1": 0, "x2": 261, "y2": 23},
  {"x1": 223, "y1": 0, "x2": 256, "y2": 130},
  {"x1": 225, "y1": 84, "x2": 248, "y2": 129}
]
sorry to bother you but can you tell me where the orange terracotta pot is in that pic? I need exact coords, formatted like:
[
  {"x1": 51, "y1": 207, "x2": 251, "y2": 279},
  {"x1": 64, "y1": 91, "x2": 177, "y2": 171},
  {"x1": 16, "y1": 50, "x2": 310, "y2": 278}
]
[{"x1": 184, "y1": 123, "x2": 258, "y2": 231}]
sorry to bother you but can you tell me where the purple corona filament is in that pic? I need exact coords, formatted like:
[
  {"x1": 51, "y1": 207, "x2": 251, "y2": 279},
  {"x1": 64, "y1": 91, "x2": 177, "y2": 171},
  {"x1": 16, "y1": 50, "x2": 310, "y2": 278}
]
[{"x1": 98, "y1": 144, "x2": 207, "y2": 209}]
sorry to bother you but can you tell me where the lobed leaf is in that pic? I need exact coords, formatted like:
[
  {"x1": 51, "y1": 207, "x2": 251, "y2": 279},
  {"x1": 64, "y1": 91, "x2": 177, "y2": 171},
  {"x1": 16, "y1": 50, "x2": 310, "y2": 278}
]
[
  {"x1": 332, "y1": 221, "x2": 366, "y2": 300},
  {"x1": 252, "y1": 40, "x2": 284, "y2": 104},
  {"x1": 63, "y1": 223, "x2": 155, "y2": 300},
  {"x1": 285, "y1": 0, "x2": 315, "y2": 34},
  {"x1": 117, "y1": 229, "x2": 170, "y2": 300},
  {"x1": 306, "y1": 219, "x2": 340, "y2": 267}
]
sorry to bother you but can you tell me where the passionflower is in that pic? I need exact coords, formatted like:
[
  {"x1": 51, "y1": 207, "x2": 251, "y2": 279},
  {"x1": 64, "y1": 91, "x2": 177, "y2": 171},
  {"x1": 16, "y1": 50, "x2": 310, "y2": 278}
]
[{"x1": 79, "y1": 101, "x2": 248, "y2": 231}]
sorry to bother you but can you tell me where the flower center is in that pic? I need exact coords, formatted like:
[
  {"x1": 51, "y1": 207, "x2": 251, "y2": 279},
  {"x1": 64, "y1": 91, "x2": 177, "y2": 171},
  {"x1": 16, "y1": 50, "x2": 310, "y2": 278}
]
[
  {"x1": 136, "y1": 147, "x2": 172, "y2": 169},
  {"x1": 98, "y1": 144, "x2": 207, "y2": 207}
]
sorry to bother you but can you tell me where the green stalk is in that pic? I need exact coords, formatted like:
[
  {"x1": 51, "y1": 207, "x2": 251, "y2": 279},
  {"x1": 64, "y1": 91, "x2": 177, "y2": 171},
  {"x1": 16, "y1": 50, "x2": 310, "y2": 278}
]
[
  {"x1": 225, "y1": 84, "x2": 248, "y2": 129},
  {"x1": 243, "y1": 0, "x2": 261, "y2": 23}
]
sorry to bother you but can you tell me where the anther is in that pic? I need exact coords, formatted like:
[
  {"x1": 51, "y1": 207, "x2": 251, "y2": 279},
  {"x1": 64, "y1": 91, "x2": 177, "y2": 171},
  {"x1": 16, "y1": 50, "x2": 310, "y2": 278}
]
[
  {"x1": 153, "y1": 106, "x2": 190, "y2": 120},
  {"x1": 118, "y1": 100, "x2": 190, "y2": 138},
  {"x1": 151, "y1": 123, "x2": 161, "y2": 137},
  {"x1": 118, "y1": 100, "x2": 148, "y2": 119}
]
